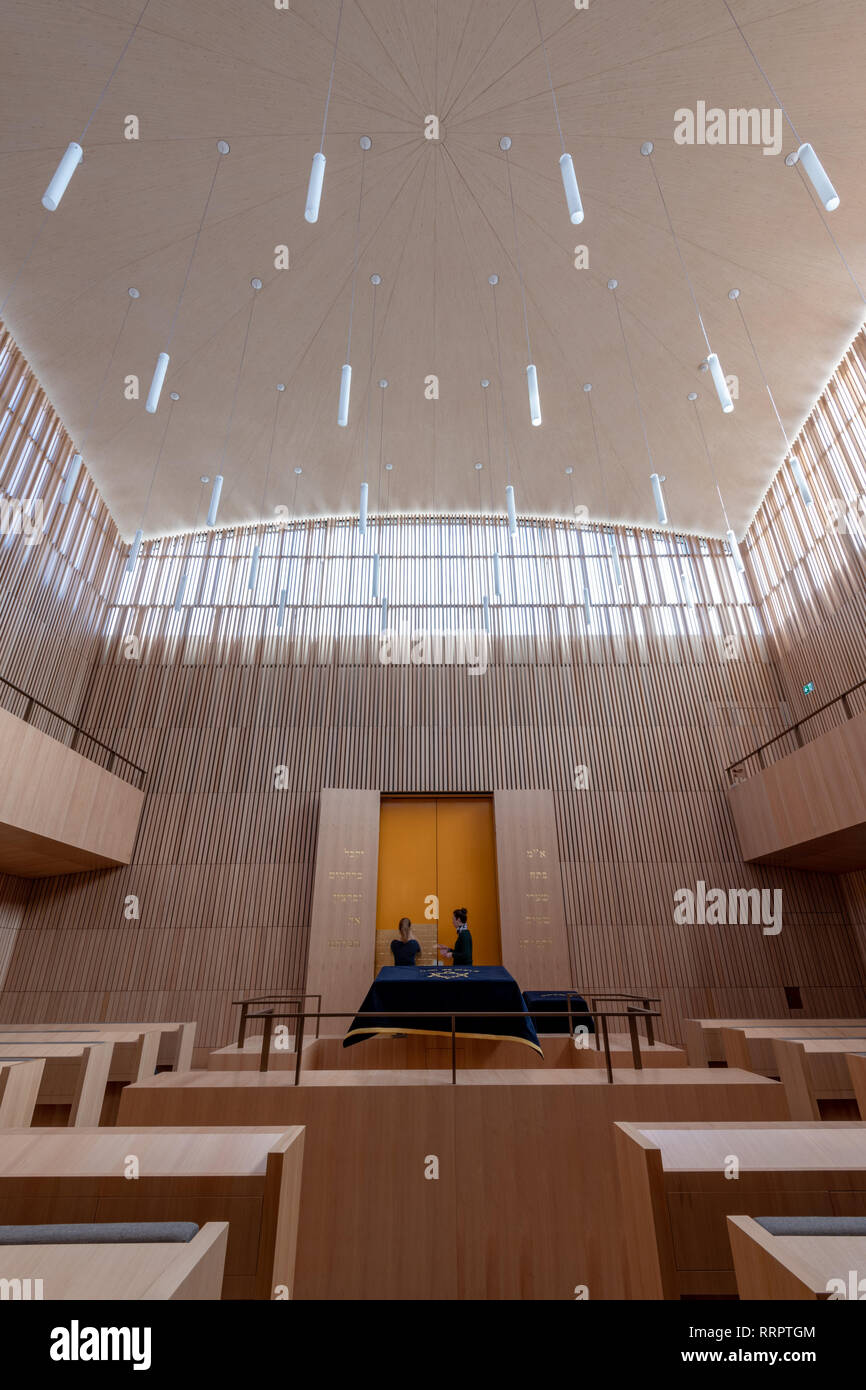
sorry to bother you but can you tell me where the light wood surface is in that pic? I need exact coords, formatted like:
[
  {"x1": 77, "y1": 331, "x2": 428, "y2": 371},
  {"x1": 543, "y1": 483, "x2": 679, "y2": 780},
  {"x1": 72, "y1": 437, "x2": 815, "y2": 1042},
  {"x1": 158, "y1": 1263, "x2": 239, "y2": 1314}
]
[
  {"x1": 848, "y1": 1053, "x2": 866, "y2": 1120},
  {"x1": 0, "y1": 1058, "x2": 45, "y2": 1127},
  {"x1": 684, "y1": 1019, "x2": 866, "y2": 1066},
  {"x1": 0, "y1": 1126, "x2": 304, "y2": 1300},
  {"x1": 0, "y1": 1221, "x2": 228, "y2": 1300},
  {"x1": 0, "y1": 1029, "x2": 159, "y2": 1086},
  {"x1": 721, "y1": 1025, "x2": 866, "y2": 1076},
  {"x1": 773, "y1": 1037, "x2": 866, "y2": 1120},
  {"x1": 727, "y1": 710, "x2": 866, "y2": 870},
  {"x1": 494, "y1": 790, "x2": 571, "y2": 988},
  {"x1": 727, "y1": 1214, "x2": 866, "y2": 1299},
  {"x1": 0, "y1": 705, "x2": 144, "y2": 877},
  {"x1": 0, "y1": 1022, "x2": 196, "y2": 1074},
  {"x1": 616, "y1": 1120, "x2": 866, "y2": 1298},
  {"x1": 116, "y1": 1065, "x2": 787, "y2": 1300},
  {"x1": 0, "y1": 1042, "x2": 114, "y2": 1127},
  {"x1": 306, "y1": 789, "x2": 380, "y2": 1036}
]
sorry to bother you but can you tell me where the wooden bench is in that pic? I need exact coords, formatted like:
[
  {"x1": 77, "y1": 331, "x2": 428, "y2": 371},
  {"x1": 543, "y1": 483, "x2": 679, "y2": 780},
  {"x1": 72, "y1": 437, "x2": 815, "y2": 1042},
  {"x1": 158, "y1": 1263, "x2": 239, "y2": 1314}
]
[
  {"x1": 727, "y1": 1215, "x2": 866, "y2": 1299},
  {"x1": 683, "y1": 1019, "x2": 866, "y2": 1066},
  {"x1": 0, "y1": 1029, "x2": 160, "y2": 1086},
  {"x1": 0, "y1": 1221, "x2": 228, "y2": 1300},
  {"x1": 0, "y1": 1127, "x2": 304, "y2": 1299},
  {"x1": 773, "y1": 1038, "x2": 866, "y2": 1119},
  {"x1": 0, "y1": 1022, "x2": 195, "y2": 1073},
  {"x1": 0, "y1": 1043, "x2": 114, "y2": 1127},
  {"x1": 0, "y1": 1060, "x2": 45, "y2": 1128},
  {"x1": 614, "y1": 1120, "x2": 866, "y2": 1298},
  {"x1": 721, "y1": 1026, "x2": 866, "y2": 1076}
]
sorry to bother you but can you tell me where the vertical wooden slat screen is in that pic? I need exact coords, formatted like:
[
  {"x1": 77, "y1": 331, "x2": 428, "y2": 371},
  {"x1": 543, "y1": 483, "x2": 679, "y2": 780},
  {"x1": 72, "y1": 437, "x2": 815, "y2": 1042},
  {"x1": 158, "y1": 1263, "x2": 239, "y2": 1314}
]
[{"x1": 1, "y1": 322, "x2": 865, "y2": 1044}]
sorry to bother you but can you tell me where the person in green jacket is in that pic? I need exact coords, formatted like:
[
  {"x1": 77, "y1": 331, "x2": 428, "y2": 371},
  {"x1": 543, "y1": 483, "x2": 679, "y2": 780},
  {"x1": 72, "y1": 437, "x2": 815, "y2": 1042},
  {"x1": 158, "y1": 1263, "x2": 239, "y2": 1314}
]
[{"x1": 438, "y1": 907, "x2": 473, "y2": 966}]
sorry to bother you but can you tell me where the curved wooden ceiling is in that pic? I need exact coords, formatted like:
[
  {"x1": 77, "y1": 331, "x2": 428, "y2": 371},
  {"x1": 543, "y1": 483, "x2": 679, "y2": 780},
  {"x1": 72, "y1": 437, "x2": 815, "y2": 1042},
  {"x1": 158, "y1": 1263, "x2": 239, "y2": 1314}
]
[{"x1": 1, "y1": 0, "x2": 865, "y2": 541}]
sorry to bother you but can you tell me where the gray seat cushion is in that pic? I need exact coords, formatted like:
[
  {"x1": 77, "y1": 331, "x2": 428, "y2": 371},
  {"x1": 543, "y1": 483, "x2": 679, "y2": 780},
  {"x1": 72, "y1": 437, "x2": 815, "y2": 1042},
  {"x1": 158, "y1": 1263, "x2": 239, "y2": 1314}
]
[
  {"x1": 0, "y1": 1222, "x2": 199, "y2": 1245},
  {"x1": 756, "y1": 1216, "x2": 866, "y2": 1237}
]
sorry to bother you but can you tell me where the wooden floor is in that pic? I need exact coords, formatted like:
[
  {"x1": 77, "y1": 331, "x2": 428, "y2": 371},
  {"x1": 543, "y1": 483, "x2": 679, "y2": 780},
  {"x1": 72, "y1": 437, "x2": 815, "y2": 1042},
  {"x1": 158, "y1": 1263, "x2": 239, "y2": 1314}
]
[{"x1": 117, "y1": 1064, "x2": 788, "y2": 1300}]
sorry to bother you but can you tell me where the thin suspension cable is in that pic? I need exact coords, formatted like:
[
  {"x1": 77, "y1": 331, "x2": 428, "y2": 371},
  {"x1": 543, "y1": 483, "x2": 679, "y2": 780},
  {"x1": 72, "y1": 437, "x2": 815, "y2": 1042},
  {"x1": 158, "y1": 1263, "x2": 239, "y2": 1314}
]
[
  {"x1": 319, "y1": 0, "x2": 347, "y2": 152},
  {"x1": 139, "y1": 395, "x2": 178, "y2": 533},
  {"x1": 345, "y1": 144, "x2": 368, "y2": 359},
  {"x1": 531, "y1": 0, "x2": 566, "y2": 153},
  {"x1": 645, "y1": 149, "x2": 712, "y2": 354},
  {"x1": 719, "y1": 0, "x2": 801, "y2": 145},
  {"x1": 377, "y1": 385, "x2": 386, "y2": 512},
  {"x1": 166, "y1": 151, "x2": 224, "y2": 347},
  {"x1": 585, "y1": 388, "x2": 608, "y2": 518},
  {"x1": 0, "y1": 219, "x2": 48, "y2": 318},
  {"x1": 731, "y1": 296, "x2": 794, "y2": 452},
  {"x1": 610, "y1": 285, "x2": 656, "y2": 471},
  {"x1": 217, "y1": 292, "x2": 259, "y2": 475},
  {"x1": 793, "y1": 164, "x2": 866, "y2": 306},
  {"x1": 362, "y1": 282, "x2": 379, "y2": 485},
  {"x1": 491, "y1": 281, "x2": 512, "y2": 485},
  {"x1": 503, "y1": 147, "x2": 533, "y2": 360},
  {"x1": 260, "y1": 386, "x2": 284, "y2": 516},
  {"x1": 78, "y1": 296, "x2": 135, "y2": 451},
  {"x1": 691, "y1": 396, "x2": 732, "y2": 532},
  {"x1": 80, "y1": 0, "x2": 153, "y2": 140}
]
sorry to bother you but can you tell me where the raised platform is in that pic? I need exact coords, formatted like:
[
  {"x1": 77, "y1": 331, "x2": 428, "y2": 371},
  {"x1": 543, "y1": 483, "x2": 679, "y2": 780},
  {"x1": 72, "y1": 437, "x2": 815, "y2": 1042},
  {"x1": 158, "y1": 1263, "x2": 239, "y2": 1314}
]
[
  {"x1": 117, "y1": 1064, "x2": 787, "y2": 1299},
  {"x1": 208, "y1": 1031, "x2": 686, "y2": 1072}
]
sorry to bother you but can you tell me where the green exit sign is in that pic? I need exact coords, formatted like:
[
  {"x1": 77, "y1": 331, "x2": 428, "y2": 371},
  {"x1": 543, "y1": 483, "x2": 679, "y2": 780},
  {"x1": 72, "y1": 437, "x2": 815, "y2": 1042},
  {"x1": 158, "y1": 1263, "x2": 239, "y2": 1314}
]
[{"x1": 803, "y1": 682, "x2": 815, "y2": 695}]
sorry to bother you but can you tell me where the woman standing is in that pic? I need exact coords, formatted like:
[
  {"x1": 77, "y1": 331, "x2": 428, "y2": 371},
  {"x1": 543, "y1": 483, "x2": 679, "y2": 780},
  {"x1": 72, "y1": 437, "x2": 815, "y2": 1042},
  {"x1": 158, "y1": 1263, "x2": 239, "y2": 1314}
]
[{"x1": 437, "y1": 908, "x2": 473, "y2": 966}]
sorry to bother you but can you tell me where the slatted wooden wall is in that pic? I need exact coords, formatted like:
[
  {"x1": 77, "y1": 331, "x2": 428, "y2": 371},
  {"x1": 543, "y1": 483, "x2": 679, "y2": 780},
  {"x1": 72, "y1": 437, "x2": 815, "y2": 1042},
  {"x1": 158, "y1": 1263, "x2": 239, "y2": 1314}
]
[{"x1": 1, "y1": 323, "x2": 865, "y2": 1044}]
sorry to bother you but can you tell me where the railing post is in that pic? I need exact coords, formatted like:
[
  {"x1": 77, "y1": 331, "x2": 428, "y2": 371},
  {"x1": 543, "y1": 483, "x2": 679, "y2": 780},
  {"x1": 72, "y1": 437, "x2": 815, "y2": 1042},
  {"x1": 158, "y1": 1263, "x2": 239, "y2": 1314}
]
[
  {"x1": 314, "y1": 995, "x2": 321, "y2": 1039},
  {"x1": 792, "y1": 723, "x2": 804, "y2": 748},
  {"x1": 567, "y1": 996, "x2": 573, "y2": 1042},
  {"x1": 627, "y1": 1009, "x2": 642, "y2": 1070},
  {"x1": 642, "y1": 999, "x2": 654, "y2": 1048},
  {"x1": 23, "y1": 698, "x2": 33, "y2": 724},
  {"x1": 294, "y1": 1009, "x2": 306, "y2": 1087},
  {"x1": 601, "y1": 1014, "x2": 613, "y2": 1084},
  {"x1": 451, "y1": 1015, "x2": 456, "y2": 1085},
  {"x1": 842, "y1": 692, "x2": 853, "y2": 719},
  {"x1": 237, "y1": 1001, "x2": 249, "y2": 1049},
  {"x1": 259, "y1": 1010, "x2": 274, "y2": 1073},
  {"x1": 756, "y1": 747, "x2": 764, "y2": 769}
]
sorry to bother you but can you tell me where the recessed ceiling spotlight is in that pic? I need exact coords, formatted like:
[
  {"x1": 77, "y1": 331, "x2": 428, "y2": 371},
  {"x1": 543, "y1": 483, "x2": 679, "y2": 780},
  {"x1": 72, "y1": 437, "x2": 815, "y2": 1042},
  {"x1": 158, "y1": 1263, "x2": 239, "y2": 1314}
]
[
  {"x1": 565, "y1": 466, "x2": 574, "y2": 475},
  {"x1": 170, "y1": 392, "x2": 180, "y2": 401},
  {"x1": 379, "y1": 379, "x2": 388, "y2": 388},
  {"x1": 294, "y1": 467, "x2": 303, "y2": 474},
  {"x1": 200, "y1": 475, "x2": 209, "y2": 483},
  {"x1": 607, "y1": 279, "x2": 618, "y2": 290},
  {"x1": 688, "y1": 392, "x2": 698, "y2": 401},
  {"x1": 499, "y1": 136, "x2": 512, "y2": 151},
  {"x1": 785, "y1": 151, "x2": 799, "y2": 168},
  {"x1": 481, "y1": 379, "x2": 490, "y2": 388},
  {"x1": 474, "y1": 462, "x2": 483, "y2": 471},
  {"x1": 728, "y1": 288, "x2": 740, "y2": 300},
  {"x1": 698, "y1": 361, "x2": 709, "y2": 372},
  {"x1": 583, "y1": 383, "x2": 592, "y2": 392},
  {"x1": 128, "y1": 287, "x2": 140, "y2": 299},
  {"x1": 370, "y1": 273, "x2": 381, "y2": 285},
  {"x1": 360, "y1": 136, "x2": 372, "y2": 150},
  {"x1": 277, "y1": 383, "x2": 286, "y2": 391},
  {"x1": 385, "y1": 463, "x2": 393, "y2": 471},
  {"x1": 251, "y1": 277, "x2": 263, "y2": 290},
  {"x1": 217, "y1": 139, "x2": 230, "y2": 155},
  {"x1": 640, "y1": 141, "x2": 654, "y2": 156},
  {"x1": 488, "y1": 274, "x2": 499, "y2": 286}
]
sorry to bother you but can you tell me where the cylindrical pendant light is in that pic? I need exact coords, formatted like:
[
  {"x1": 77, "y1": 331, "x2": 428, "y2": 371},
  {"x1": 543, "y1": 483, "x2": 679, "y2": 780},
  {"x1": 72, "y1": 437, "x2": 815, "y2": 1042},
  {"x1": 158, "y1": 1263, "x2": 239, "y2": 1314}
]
[
  {"x1": 207, "y1": 475, "x2": 223, "y2": 527},
  {"x1": 559, "y1": 153, "x2": 584, "y2": 225},
  {"x1": 371, "y1": 552, "x2": 380, "y2": 599},
  {"x1": 650, "y1": 473, "x2": 668, "y2": 525},
  {"x1": 505, "y1": 484, "x2": 517, "y2": 537},
  {"x1": 145, "y1": 351, "x2": 170, "y2": 414},
  {"x1": 726, "y1": 529, "x2": 745, "y2": 573},
  {"x1": 482, "y1": 595, "x2": 490, "y2": 633},
  {"x1": 277, "y1": 585, "x2": 289, "y2": 631},
  {"x1": 706, "y1": 353, "x2": 734, "y2": 414},
  {"x1": 42, "y1": 142, "x2": 83, "y2": 212},
  {"x1": 173, "y1": 570, "x2": 188, "y2": 613},
  {"x1": 59, "y1": 452, "x2": 83, "y2": 505},
  {"x1": 527, "y1": 364, "x2": 542, "y2": 427},
  {"x1": 125, "y1": 528, "x2": 143, "y2": 573},
  {"x1": 338, "y1": 363, "x2": 352, "y2": 427},
  {"x1": 305, "y1": 152, "x2": 326, "y2": 223},
  {"x1": 795, "y1": 143, "x2": 840, "y2": 212},
  {"x1": 380, "y1": 596, "x2": 388, "y2": 631},
  {"x1": 493, "y1": 551, "x2": 501, "y2": 597},
  {"x1": 359, "y1": 481, "x2": 368, "y2": 536},
  {"x1": 583, "y1": 584, "x2": 592, "y2": 626},
  {"x1": 607, "y1": 532, "x2": 624, "y2": 590},
  {"x1": 248, "y1": 543, "x2": 260, "y2": 592},
  {"x1": 790, "y1": 456, "x2": 813, "y2": 508}
]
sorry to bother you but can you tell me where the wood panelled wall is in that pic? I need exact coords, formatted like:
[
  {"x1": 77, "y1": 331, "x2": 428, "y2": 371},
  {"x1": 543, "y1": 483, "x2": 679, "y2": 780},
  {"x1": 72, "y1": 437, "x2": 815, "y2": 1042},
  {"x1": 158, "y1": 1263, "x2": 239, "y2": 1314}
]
[
  {"x1": 0, "y1": 328, "x2": 126, "y2": 984},
  {"x1": 1, "y1": 322, "x2": 865, "y2": 1043}
]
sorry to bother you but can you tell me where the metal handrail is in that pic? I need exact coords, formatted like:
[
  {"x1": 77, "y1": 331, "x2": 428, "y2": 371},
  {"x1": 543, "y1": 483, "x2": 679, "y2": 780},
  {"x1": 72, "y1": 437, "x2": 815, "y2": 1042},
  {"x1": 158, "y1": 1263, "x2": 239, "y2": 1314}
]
[
  {"x1": 246, "y1": 1005, "x2": 662, "y2": 1085},
  {"x1": 725, "y1": 676, "x2": 866, "y2": 785},
  {"x1": 0, "y1": 671, "x2": 146, "y2": 787},
  {"x1": 232, "y1": 993, "x2": 322, "y2": 1048},
  {"x1": 589, "y1": 994, "x2": 660, "y2": 1049}
]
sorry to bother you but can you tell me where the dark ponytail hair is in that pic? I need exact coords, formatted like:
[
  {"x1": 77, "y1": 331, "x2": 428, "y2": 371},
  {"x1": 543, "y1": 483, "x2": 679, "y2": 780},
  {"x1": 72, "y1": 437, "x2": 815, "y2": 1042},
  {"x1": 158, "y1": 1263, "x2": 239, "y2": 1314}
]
[{"x1": 453, "y1": 907, "x2": 468, "y2": 926}]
